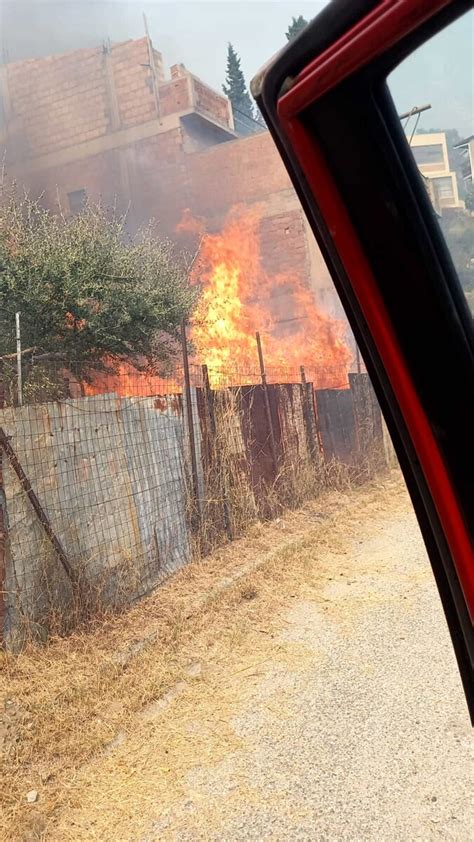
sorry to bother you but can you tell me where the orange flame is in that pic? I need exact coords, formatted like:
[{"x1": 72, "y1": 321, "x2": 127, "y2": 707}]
[
  {"x1": 82, "y1": 364, "x2": 180, "y2": 397},
  {"x1": 176, "y1": 207, "x2": 206, "y2": 237},
  {"x1": 68, "y1": 206, "x2": 351, "y2": 398},
  {"x1": 65, "y1": 357, "x2": 180, "y2": 399},
  {"x1": 189, "y1": 207, "x2": 351, "y2": 388},
  {"x1": 65, "y1": 312, "x2": 86, "y2": 331}
]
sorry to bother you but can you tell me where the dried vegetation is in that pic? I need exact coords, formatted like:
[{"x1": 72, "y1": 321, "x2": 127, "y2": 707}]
[{"x1": 0, "y1": 473, "x2": 404, "y2": 840}]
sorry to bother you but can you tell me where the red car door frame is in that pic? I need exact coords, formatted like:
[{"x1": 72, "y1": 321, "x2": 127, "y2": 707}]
[{"x1": 252, "y1": 0, "x2": 473, "y2": 717}]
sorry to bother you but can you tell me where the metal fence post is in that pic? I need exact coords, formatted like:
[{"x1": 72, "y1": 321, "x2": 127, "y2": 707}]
[
  {"x1": 15, "y1": 312, "x2": 23, "y2": 407},
  {"x1": 181, "y1": 318, "x2": 200, "y2": 527},
  {"x1": 0, "y1": 427, "x2": 75, "y2": 585}
]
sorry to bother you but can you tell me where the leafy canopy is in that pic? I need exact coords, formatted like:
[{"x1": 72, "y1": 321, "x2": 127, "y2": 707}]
[{"x1": 0, "y1": 193, "x2": 197, "y2": 371}]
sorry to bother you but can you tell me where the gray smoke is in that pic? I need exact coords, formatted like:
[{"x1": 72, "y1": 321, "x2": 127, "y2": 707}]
[{"x1": 0, "y1": 0, "x2": 147, "y2": 63}]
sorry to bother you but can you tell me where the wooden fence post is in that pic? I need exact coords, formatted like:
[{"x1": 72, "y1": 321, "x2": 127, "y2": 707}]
[
  {"x1": 202, "y1": 365, "x2": 233, "y2": 540},
  {"x1": 255, "y1": 332, "x2": 279, "y2": 475},
  {"x1": 300, "y1": 365, "x2": 319, "y2": 463},
  {"x1": 0, "y1": 362, "x2": 5, "y2": 641}
]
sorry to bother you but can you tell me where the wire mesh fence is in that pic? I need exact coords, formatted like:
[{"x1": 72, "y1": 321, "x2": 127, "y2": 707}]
[
  {"x1": 0, "y1": 353, "x2": 393, "y2": 647},
  {"x1": 0, "y1": 357, "x2": 354, "y2": 402}
]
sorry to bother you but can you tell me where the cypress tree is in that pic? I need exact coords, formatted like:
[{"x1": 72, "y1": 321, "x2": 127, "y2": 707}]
[
  {"x1": 286, "y1": 15, "x2": 308, "y2": 41},
  {"x1": 222, "y1": 43, "x2": 256, "y2": 135}
]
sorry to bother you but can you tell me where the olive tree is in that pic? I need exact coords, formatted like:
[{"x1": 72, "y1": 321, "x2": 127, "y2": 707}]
[{"x1": 0, "y1": 193, "x2": 197, "y2": 380}]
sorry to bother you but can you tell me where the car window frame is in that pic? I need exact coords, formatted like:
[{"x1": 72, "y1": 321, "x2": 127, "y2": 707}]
[{"x1": 252, "y1": 0, "x2": 474, "y2": 718}]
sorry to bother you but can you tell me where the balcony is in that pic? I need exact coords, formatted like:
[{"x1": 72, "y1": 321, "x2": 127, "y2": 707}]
[{"x1": 158, "y1": 66, "x2": 235, "y2": 138}]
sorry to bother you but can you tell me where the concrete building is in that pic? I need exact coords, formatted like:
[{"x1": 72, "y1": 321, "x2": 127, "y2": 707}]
[
  {"x1": 453, "y1": 134, "x2": 474, "y2": 184},
  {"x1": 0, "y1": 38, "x2": 236, "y2": 222},
  {"x1": 410, "y1": 132, "x2": 464, "y2": 212}
]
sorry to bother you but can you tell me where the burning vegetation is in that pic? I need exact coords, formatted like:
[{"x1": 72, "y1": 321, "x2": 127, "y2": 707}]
[
  {"x1": 187, "y1": 207, "x2": 351, "y2": 388},
  {"x1": 55, "y1": 206, "x2": 352, "y2": 398},
  {"x1": 1, "y1": 193, "x2": 351, "y2": 401}
]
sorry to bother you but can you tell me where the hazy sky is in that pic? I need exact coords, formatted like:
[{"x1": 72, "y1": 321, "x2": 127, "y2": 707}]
[{"x1": 1, "y1": 1, "x2": 472, "y2": 136}]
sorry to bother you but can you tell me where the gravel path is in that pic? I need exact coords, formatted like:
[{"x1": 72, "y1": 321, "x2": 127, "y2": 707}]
[
  {"x1": 148, "y1": 507, "x2": 472, "y2": 841},
  {"x1": 45, "y1": 488, "x2": 471, "y2": 841}
]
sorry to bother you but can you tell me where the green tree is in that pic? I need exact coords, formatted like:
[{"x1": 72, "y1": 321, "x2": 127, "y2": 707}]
[
  {"x1": 0, "y1": 193, "x2": 197, "y2": 379},
  {"x1": 465, "y1": 184, "x2": 474, "y2": 212},
  {"x1": 286, "y1": 15, "x2": 308, "y2": 41},
  {"x1": 222, "y1": 43, "x2": 256, "y2": 136},
  {"x1": 439, "y1": 211, "x2": 474, "y2": 298}
]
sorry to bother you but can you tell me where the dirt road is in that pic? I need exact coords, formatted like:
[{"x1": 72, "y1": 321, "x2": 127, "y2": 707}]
[
  {"x1": 141, "y1": 499, "x2": 473, "y2": 841},
  {"x1": 3, "y1": 478, "x2": 472, "y2": 840}
]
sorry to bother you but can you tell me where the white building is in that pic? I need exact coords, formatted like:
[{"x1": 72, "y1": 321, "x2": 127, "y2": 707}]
[{"x1": 410, "y1": 132, "x2": 464, "y2": 212}]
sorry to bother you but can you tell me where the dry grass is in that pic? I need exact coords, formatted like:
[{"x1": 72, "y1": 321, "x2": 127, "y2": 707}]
[
  {"x1": 0, "y1": 472, "x2": 405, "y2": 840},
  {"x1": 195, "y1": 384, "x2": 344, "y2": 554},
  {"x1": 196, "y1": 386, "x2": 258, "y2": 555},
  {"x1": 5, "y1": 532, "x2": 154, "y2": 650}
]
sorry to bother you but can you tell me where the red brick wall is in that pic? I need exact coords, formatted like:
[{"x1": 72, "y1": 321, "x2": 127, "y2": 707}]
[
  {"x1": 14, "y1": 124, "x2": 301, "y2": 250},
  {"x1": 5, "y1": 82, "x2": 311, "y2": 292},
  {"x1": 0, "y1": 40, "x2": 337, "y2": 327},
  {"x1": 156, "y1": 75, "x2": 230, "y2": 126},
  {"x1": 2, "y1": 38, "x2": 236, "y2": 169},
  {"x1": 109, "y1": 39, "x2": 157, "y2": 128},
  {"x1": 129, "y1": 128, "x2": 188, "y2": 223},
  {"x1": 117, "y1": 132, "x2": 311, "y2": 324},
  {"x1": 259, "y1": 209, "x2": 308, "y2": 279},
  {"x1": 132, "y1": 132, "x2": 310, "y2": 314},
  {"x1": 158, "y1": 78, "x2": 191, "y2": 117},
  {"x1": 3, "y1": 38, "x2": 158, "y2": 161},
  {"x1": 5, "y1": 47, "x2": 109, "y2": 158},
  {"x1": 181, "y1": 135, "x2": 311, "y2": 327},
  {"x1": 193, "y1": 78, "x2": 229, "y2": 126},
  {"x1": 121, "y1": 131, "x2": 294, "y2": 232},
  {"x1": 26, "y1": 149, "x2": 123, "y2": 211},
  {"x1": 185, "y1": 133, "x2": 292, "y2": 216}
]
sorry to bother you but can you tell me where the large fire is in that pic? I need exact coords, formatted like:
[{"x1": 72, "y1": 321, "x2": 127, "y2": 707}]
[
  {"x1": 72, "y1": 206, "x2": 351, "y2": 398},
  {"x1": 189, "y1": 207, "x2": 351, "y2": 388}
]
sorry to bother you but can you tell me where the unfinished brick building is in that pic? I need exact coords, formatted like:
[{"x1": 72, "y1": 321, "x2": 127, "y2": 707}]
[{"x1": 0, "y1": 37, "x2": 345, "y2": 325}]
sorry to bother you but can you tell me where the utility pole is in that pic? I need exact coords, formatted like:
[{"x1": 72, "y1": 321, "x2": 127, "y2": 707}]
[
  {"x1": 398, "y1": 103, "x2": 432, "y2": 121},
  {"x1": 399, "y1": 103, "x2": 432, "y2": 145}
]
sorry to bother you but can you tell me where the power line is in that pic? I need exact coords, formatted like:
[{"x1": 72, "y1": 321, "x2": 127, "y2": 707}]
[{"x1": 233, "y1": 106, "x2": 266, "y2": 132}]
